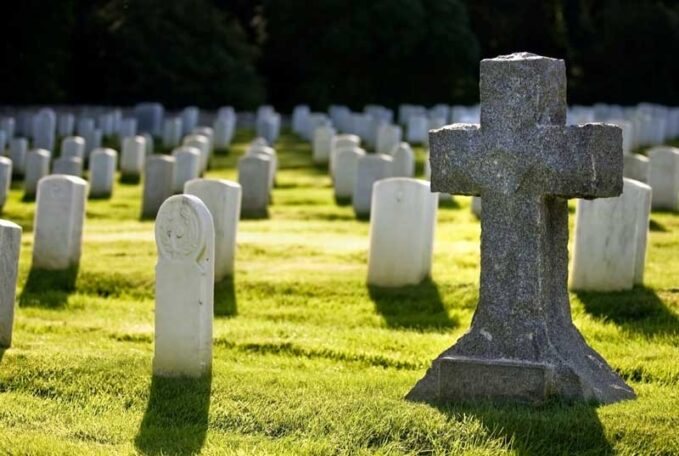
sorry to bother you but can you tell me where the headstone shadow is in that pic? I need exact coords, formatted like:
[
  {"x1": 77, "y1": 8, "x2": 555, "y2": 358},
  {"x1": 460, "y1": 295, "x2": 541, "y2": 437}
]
[
  {"x1": 648, "y1": 218, "x2": 667, "y2": 232},
  {"x1": 576, "y1": 286, "x2": 679, "y2": 337},
  {"x1": 368, "y1": 278, "x2": 456, "y2": 331},
  {"x1": 19, "y1": 266, "x2": 79, "y2": 308},
  {"x1": 214, "y1": 276, "x2": 237, "y2": 317},
  {"x1": 134, "y1": 374, "x2": 212, "y2": 456}
]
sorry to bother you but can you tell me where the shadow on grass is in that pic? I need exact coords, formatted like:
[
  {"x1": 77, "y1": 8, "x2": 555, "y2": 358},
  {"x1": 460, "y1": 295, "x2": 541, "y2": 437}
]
[
  {"x1": 649, "y1": 218, "x2": 668, "y2": 232},
  {"x1": 433, "y1": 400, "x2": 613, "y2": 455},
  {"x1": 576, "y1": 286, "x2": 679, "y2": 337},
  {"x1": 214, "y1": 276, "x2": 237, "y2": 317},
  {"x1": 368, "y1": 278, "x2": 456, "y2": 330},
  {"x1": 439, "y1": 196, "x2": 460, "y2": 210},
  {"x1": 19, "y1": 266, "x2": 79, "y2": 308},
  {"x1": 135, "y1": 374, "x2": 212, "y2": 456},
  {"x1": 335, "y1": 196, "x2": 352, "y2": 207}
]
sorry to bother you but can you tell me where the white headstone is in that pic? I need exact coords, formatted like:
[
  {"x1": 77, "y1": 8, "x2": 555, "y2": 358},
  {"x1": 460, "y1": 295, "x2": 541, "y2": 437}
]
[
  {"x1": 141, "y1": 155, "x2": 176, "y2": 219},
  {"x1": 623, "y1": 154, "x2": 649, "y2": 183},
  {"x1": 89, "y1": 148, "x2": 117, "y2": 199},
  {"x1": 142, "y1": 133, "x2": 154, "y2": 156},
  {"x1": 0, "y1": 157, "x2": 11, "y2": 211},
  {"x1": 185, "y1": 179, "x2": 241, "y2": 281},
  {"x1": 0, "y1": 219, "x2": 21, "y2": 347},
  {"x1": 183, "y1": 134, "x2": 210, "y2": 174},
  {"x1": 120, "y1": 136, "x2": 147, "y2": 181},
  {"x1": 571, "y1": 179, "x2": 652, "y2": 291},
  {"x1": 406, "y1": 115, "x2": 428, "y2": 144},
  {"x1": 367, "y1": 178, "x2": 438, "y2": 286},
  {"x1": 24, "y1": 149, "x2": 51, "y2": 199},
  {"x1": 192, "y1": 127, "x2": 214, "y2": 155},
  {"x1": 181, "y1": 107, "x2": 200, "y2": 135},
  {"x1": 648, "y1": 146, "x2": 679, "y2": 210},
  {"x1": 353, "y1": 154, "x2": 393, "y2": 217},
  {"x1": 213, "y1": 116, "x2": 234, "y2": 151},
  {"x1": 119, "y1": 118, "x2": 138, "y2": 139},
  {"x1": 238, "y1": 155, "x2": 271, "y2": 218},
  {"x1": 312, "y1": 125, "x2": 336, "y2": 165},
  {"x1": 162, "y1": 117, "x2": 183, "y2": 149},
  {"x1": 391, "y1": 142, "x2": 415, "y2": 177},
  {"x1": 9, "y1": 138, "x2": 27, "y2": 177},
  {"x1": 376, "y1": 124, "x2": 402, "y2": 155},
  {"x1": 172, "y1": 146, "x2": 201, "y2": 193},
  {"x1": 60, "y1": 136, "x2": 85, "y2": 160},
  {"x1": 246, "y1": 145, "x2": 277, "y2": 191},
  {"x1": 153, "y1": 194, "x2": 214, "y2": 377},
  {"x1": 52, "y1": 156, "x2": 83, "y2": 177},
  {"x1": 33, "y1": 175, "x2": 88, "y2": 270},
  {"x1": 330, "y1": 134, "x2": 361, "y2": 175},
  {"x1": 1, "y1": 117, "x2": 15, "y2": 142},
  {"x1": 333, "y1": 147, "x2": 366, "y2": 201},
  {"x1": 32, "y1": 109, "x2": 56, "y2": 152}
]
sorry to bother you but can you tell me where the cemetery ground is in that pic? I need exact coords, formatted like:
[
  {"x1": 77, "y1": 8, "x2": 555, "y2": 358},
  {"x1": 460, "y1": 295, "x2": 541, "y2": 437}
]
[{"x1": 1, "y1": 130, "x2": 678, "y2": 455}]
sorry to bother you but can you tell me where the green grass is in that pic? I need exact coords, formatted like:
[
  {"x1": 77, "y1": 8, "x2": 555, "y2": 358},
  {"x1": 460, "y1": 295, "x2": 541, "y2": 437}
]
[{"x1": 0, "y1": 129, "x2": 678, "y2": 455}]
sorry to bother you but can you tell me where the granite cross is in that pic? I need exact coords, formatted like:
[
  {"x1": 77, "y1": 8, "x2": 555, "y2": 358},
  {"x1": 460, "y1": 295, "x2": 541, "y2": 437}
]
[{"x1": 408, "y1": 53, "x2": 635, "y2": 404}]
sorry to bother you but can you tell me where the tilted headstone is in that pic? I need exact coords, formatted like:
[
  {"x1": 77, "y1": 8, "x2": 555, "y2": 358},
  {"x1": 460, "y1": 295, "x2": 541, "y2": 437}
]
[
  {"x1": 9, "y1": 138, "x2": 28, "y2": 177},
  {"x1": 0, "y1": 157, "x2": 11, "y2": 212},
  {"x1": 367, "y1": 178, "x2": 438, "y2": 286},
  {"x1": 52, "y1": 156, "x2": 83, "y2": 177},
  {"x1": 153, "y1": 194, "x2": 214, "y2": 377},
  {"x1": 0, "y1": 219, "x2": 21, "y2": 348},
  {"x1": 162, "y1": 117, "x2": 183, "y2": 149},
  {"x1": 648, "y1": 146, "x2": 679, "y2": 210},
  {"x1": 183, "y1": 134, "x2": 210, "y2": 174},
  {"x1": 172, "y1": 146, "x2": 201, "y2": 193},
  {"x1": 33, "y1": 175, "x2": 88, "y2": 270},
  {"x1": 313, "y1": 125, "x2": 336, "y2": 165},
  {"x1": 32, "y1": 109, "x2": 56, "y2": 152},
  {"x1": 89, "y1": 148, "x2": 117, "y2": 199},
  {"x1": 391, "y1": 142, "x2": 415, "y2": 178},
  {"x1": 23, "y1": 149, "x2": 51, "y2": 199},
  {"x1": 571, "y1": 178, "x2": 652, "y2": 291},
  {"x1": 61, "y1": 136, "x2": 86, "y2": 160},
  {"x1": 353, "y1": 154, "x2": 393, "y2": 218},
  {"x1": 623, "y1": 154, "x2": 649, "y2": 183},
  {"x1": 120, "y1": 136, "x2": 146, "y2": 181},
  {"x1": 238, "y1": 155, "x2": 271, "y2": 219},
  {"x1": 333, "y1": 147, "x2": 365, "y2": 201},
  {"x1": 141, "y1": 155, "x2": 175, "y2": 219},
  {"x1": 185, "y1": 179, "x2": 242, "y2": 281},
  {"x1": 408, "y1": 53, "x2": 634, "y2": 404}
]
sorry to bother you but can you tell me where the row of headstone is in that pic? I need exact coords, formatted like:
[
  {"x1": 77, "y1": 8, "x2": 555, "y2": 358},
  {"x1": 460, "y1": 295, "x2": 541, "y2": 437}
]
[{"x1": 238, "y1": 138, "x2": 277, "y2": 218}]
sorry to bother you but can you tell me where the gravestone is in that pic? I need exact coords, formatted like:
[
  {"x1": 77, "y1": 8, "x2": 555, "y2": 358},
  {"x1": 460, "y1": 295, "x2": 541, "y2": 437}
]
[
  {"x1": 406, "y1": 114, "x2": 428, "y2": 144},
  {"x1": 153, "y1": 194, "x2": 214, "y2": 377},
  {"x1": 330, "y1": 134, "x2": 361, "y2": 176},
  {"x1": 571, "y1": 178, "x2": 652, "y2": 291},
  {"x1": 58, "y1": 113, "x2": 74, "y2": 137},
  {"x1": 192, "y1": 127, "x2": 214, "y2": 155},
  {"x1": 61, "y1": 136, "x2": 85, "y2": 160},
  {"x1": 32, "y1": 109, "x2": 56, "y2": 152},
  {"x1": 134, "y1": 102, "x2": 164, "y2": 136},
  {"x1": 0, "y1": 219, "x2": 21, "y2": 348},
  {"x1": 246, "y1": 145, "x2": 277, "y2": 190},
  {"x1": 391, "y1": 142, "x2": 415, "y2": 178},
  {"x1": 172, "y1": 146, "x2": 201, "y2": 193},
  {"x1": 353, "y1": 154, "x2": 393, "y2": 218},
  {"x1": 9, "y1": 138, "x2": 28, "y2": 177},
  {"x1": 52, "y1": 156, "x2": 83, "y2": 177},
  {"x1": 89, "y1": 148, "x2": 117, "y2": 199},
  {"x1": 185, "y1": 179, "x2": 242, "y2": 281},
  {"x1": 119, "y1": 118, "x2": 138, "y2": 139},
  {"x1": 24, "y1": 149, "x2": 51, "y2": 199},
  {"x1": 313, "y1": 125, "x2": 336, "y2": 165},
  {"x1": 0, "y1": 131, "x2": 6, "y2": 154},
  {"x1": 623, "y1": 154, "x2": 649, "y2": 183},
  {"x1": 120, "y1": 136, "x2": 146, "y2": 181},
  {"x1": 648, "y1": 147, "x2": 679, "y2": 210},
  {"x1": 1, "y1": 117, "x2": 15, "y2": 142},
  {"x1": 162, "y1": 117, "x2": 183, "y2": 149},
  {"x1": 33, "y1": 175, "x2": 88, "y2": 270},
  {"x1": 409, "y1": 53, "x2": 634, "y2": 404},
  {"x1": 376, "y1": 124, "x2": 402, "y2": 155},
  {"x1": 142, "y1": 133, "x2": 154, "y2": 156},
  {"x1": 333, "y1": 147, "x2": 366, "y2": 201},
  {"x1": 181, "y1": 107, "x2": 200, "y2": 135},
  {"x1": 238, "y1": 155, "x2": 271, "y2": 218},
  {"x1": 141, "y1": 155, "x2": 176, "y2": 219},
  {"x1": 213, "y1": 116, "x2": 234, "y2": 151},
  {"x1": 0, "y1": 157, "x2": 11, "y2": 212},
  {"x1": 183, "y1": 134, "x2": 210, "y2": 174},
  {"x1": 367, "y1": 178, "x2": 438, "y2": 286}
]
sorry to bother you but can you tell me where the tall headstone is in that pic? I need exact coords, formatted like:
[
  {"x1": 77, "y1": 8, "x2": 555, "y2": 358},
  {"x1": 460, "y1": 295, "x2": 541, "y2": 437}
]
[
  {"x1": 141, "y1": 155, "x2": 175, "y2": 219},
  {"x1": 23, "y1": 149, "x2": 51, "y2": 199},
  {"x1": 391, "y1": 142, "x2": 415, "y2": 178},
  {"x1": 52, "y1": 156, "x2": 83, "y2": 177},
  {"x1": 172, "y1": 146, "x2": 201, "y2": 193},
  {"x1": 184, "y1": 179, "x2": 242, "y2": 281},
  {"x1": 120, "y1": 136, "x2": 146, "y2": 181},
  {"x1": 333, "y1": 147, "x2": 366, "y2": 201},
  {"x1": 238, "y1": 155, "x2": 271, "y2": 219},
  {"x1": 9, "y1": 138, "x2": 28, "y2": 177},
  {"x1": 89, "y1": 148, "x2": 117, "y2": 199},
  {"x1": 353, "y1": 154, "x2": 393, "y2": 218},
  {"x1": 32, "y1": 175, "x2": 88, "y2": 270},
  {"x1": 367, "y1": 178, "x2": 438, "y2": 286},
  {"x1": 153, "y1": 194, "x2": 214, "y2": 377},
  {"x1": 409, "y1": 53, "x2": 634, "y2": 404},
  {"x1": 0, "y1": 220, "x2": 21, "y2": 348},
  {"x1": 571, "y1": 178, "x2": 652, "y2": 291},
  {"x1": 313, "y1": 125, "x2": 336, "y2": 165},
  {"x1": 0, "y1": 157, "x2": 11, "y2": 212},
  {"x1": 61, "y1": 136, "x2": 86, "y2": 160},
  {"x1": 648, "y1": 146, "x2": 679, "y2": 210}
]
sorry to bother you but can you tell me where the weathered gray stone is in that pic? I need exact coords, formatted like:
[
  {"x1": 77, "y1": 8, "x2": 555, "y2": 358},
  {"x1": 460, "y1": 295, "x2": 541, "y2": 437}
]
[
  {"x1": 9, "y1": 138, "x2": 27, "y2": 177},
  {"x1": 623, "y1": 154, "x2": 649, "y2": 183},
  {"x1": 353, "y1": 154, "x2": 393, "y2": 218},
  {"x1": 238, "y1": 155, "x2": 271, "y2": 219},
  {"x1": 141, "y1": 155, "x2": 176, "y2": 219},
  {"x1": 24, "y1": 149, "x2": 51, "y2": 199},
  {"x1": 0, "y1": 157, "x2": 11, "y2": 212},
  {"x1": 0, "y1": 219, "x2": 21, "y2": 348},
  {"x1": 409, "y1": 53, "x2": 634, "y2": 405},
  {"x1": 89, "y1": 148, "x2": 117, "y2": 199}
]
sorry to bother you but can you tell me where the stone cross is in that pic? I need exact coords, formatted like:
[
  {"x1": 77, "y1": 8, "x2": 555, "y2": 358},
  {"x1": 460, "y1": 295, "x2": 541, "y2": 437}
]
[{"x1": 408, "y1": 53, "x2": 635, "y2": 404}]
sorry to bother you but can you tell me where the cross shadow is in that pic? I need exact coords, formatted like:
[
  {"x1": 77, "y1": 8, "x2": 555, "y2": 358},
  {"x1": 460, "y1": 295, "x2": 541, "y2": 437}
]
[
  {"x1": 19, "y1": 266, "x2": 79, "y2": 308},
  {"x1": 134, "y1": 374, "x2": 212, "y2": 456},
  {"x1": 214, "y1": 276, "x2": 237, "y2": 317},
  {"x1": 575, "y1": 286, "x2": 679, "y2": 337},
  {"x1": 430, "y1": 400, "x2": 613, "y2": 455},
  {"x1": 368, "y1": 278, "x2": 456, "y2": 330}
]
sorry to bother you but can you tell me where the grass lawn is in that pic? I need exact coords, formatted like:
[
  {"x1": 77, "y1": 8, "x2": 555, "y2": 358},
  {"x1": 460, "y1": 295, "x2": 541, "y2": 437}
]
[{"x1": 0, "y1": 129, "x2": 677, "y2": 455}]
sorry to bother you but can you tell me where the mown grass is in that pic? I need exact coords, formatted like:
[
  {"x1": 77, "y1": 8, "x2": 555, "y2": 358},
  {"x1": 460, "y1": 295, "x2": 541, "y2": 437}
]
[{"x1": 0, "y1": 129, "x2": 677, "y2": 455}]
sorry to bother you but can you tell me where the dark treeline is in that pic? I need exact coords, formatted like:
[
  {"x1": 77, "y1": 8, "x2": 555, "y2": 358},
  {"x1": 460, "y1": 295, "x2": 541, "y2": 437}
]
[{"x1": 1, "y1": 0, "x2": 678, "y2": 110}]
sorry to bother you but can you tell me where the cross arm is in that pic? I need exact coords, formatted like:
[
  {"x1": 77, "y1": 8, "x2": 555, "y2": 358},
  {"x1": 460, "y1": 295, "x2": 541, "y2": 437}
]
[{"x1": 429, "y1": 124, "x2": 482, "y2": 195}]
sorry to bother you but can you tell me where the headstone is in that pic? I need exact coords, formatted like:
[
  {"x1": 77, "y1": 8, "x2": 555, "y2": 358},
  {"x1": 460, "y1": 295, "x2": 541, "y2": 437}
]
[
  {"x1": 406, "y1": 114, "x2": 428, "y2": 144},
  {"x1": 192, "y1": 127, "x2": 214, "y2": 155},
  {"x1": 134, "y1": 102, "x2": 164, "y2": 136},
  {"x1": 0, "y1": 157, "x2": 12, "y2": 212},
  {"x1": 623, "y1": 154, "x2": 649, "y2": 183},
  {"x1": 256, "y1": 113, "x2": 281, "y2": 145},
  {"x1": 61, "y1": 136, "x2": 86, "y2": 160},
  {"x1": 367, "y1": 178, "x2": 438, "y2": 286},
  {"x1": 0, "y1": 131, "x2": 6, "y2": 154},
  {"x1": 153, "y1": 194, "x2": 214, "y2": 377},
  {"x1": 330, "y1": 134, "x2": 361, "y2": 175},
  {"x1": 172, "y1": 146, "x2": 201, "y2": 193},
  {"x1": 32, "y1": 175, "x2": 88, "y2": 270},
  {"x1": 333, "y1": 147, "x2": 366, "y2": 201},
  {"x1": 292, "y1": 105, "x2": 310, "y2": 134},
  {"x1": 141, "y1": 155, "x2": 175, "y2": 219},
  {"x1": 181, "y1": 107, "x2": 200, "y2": 135},
  {"x1": 353, "y1": 154, "x2": 393, "y2": 218},
  {"x1": 98, "y1": 112, "x2": 115, "y2": 136},
  {"x1": 213, "y1": 116, "x2": 234, "y2": 151},
  {"x1": 142, "y1": 133, "x2": 154, "y2": 156},
  {"x1": 0, "y1": 219, "x2": 21, "y2": 348},
  {"x1": 183, "y1": 134, "x2": 210, "y2": 174},
  {"x1": 246, "y1": 145, "x2": 277, "y2": 190},
  {"x1": 312, "y1": 125, "x2": 336, "y2": 165},
  {"x1": 76, "y1": 117, "x2": 95, "y2": 137},
  {"x1": 391, "y1": 142, "x2": 415, "y2": 178},
  {"x1": 32, "y1": 109, "x2": 56, "y2": 152},
  {"x1": 52, "y1": 156, "x2": 83, "y2": 177},
  {"x1": 9, "y1": 138, "x2": 28, "y2": 177},
  {"x1": 238, "y1": 155, "x2": 271, "y2": 218},
  {"x1": 120, "y1": 136, "x2": 147, "y2": 181},
  {"x1": 409, "y1": 53, "x2": 634, "y2": 404},
  {"x1": 376, "y1": 124, "x2": 402, "y2": 155},
  {"x1": 648, "y1": 146, "x2": 679, "y2": 210},
  {"x1": 23, "y1": 149, "x2": 51, "y2": 199},
  {"x1": 162, "y1": 117, "x2": 183, "y2": 149},
  {"x1": 184, "y1": 179, "x2": 241, "y2": 281},
  {"x1": 1, "y1": 117, "x2": 15, "y2": 142},
  {"x1": 119, "y1": 118, "x2": 138, "y2": 139},
  {"x1": 571, "y1": 178, "x2": 652, "y2": 291},
  {"x1": 89, "y1": 148, "x2": 117, "y2": 199}
]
